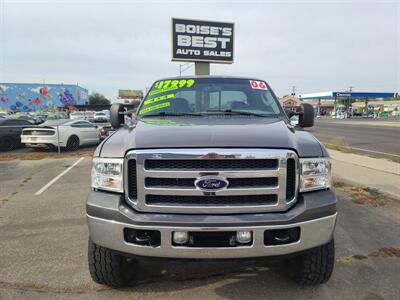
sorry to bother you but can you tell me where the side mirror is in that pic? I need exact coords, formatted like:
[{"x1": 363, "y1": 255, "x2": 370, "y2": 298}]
[
  {"x1": 297, "y1": 103, "x2": 314, "y2": 127},
  {"x1": 110, "y1": 103, "x2": 125, "y2": 129},
  {"x1": 284, "y1": 109, "x2": 296, "y2": 118}
]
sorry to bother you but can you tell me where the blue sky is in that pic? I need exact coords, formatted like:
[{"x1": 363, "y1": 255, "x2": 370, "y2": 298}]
[{"x1": 1, "y1": 0, "x2": 399, "y2": 100}]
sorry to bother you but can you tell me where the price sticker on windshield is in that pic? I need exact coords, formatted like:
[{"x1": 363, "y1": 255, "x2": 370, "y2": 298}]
[{"x1": 249, "y1": 80, "x2": 268, "y2": 90}]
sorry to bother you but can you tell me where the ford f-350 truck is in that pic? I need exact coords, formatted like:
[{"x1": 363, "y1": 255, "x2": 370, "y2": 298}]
[{"x1": 87, "y1": 76, "x2": 337, "y2": 287}]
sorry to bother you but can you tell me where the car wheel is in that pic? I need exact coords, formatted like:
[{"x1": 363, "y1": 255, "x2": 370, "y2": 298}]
[
  {"x1": 66, "y1": 135, "x2": 80, "y2": 151},
  {"x1": 88, "y1": 239, "x2": 137, "y2": 288},
  {"x1": 289, "y1": 239, "x2": 335, "y2": 285},
  {"x1": 0, "y1": 137, "x2": 15, "y2": 151}
]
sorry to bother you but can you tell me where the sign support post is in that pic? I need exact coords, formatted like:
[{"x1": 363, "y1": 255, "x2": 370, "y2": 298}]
[
  {"x1": 56, "y1": 125, "x2": 61, "y2": 155},
  {"x1": 195, "y1": 62, "x2": 210, "y2": 75}
]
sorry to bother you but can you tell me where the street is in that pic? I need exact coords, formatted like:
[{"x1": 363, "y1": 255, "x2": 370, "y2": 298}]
[
  {"x1": 1, "y1": 157, "x2": 399, "y2": 299},
  {"x1": 308, "y1": 119, "x2": 400, "y2": 159}
]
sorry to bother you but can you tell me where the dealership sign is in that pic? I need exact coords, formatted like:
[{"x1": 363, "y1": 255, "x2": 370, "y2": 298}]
[{"x1": 171, "y1": 18, "x2": 234, "y2": 63}]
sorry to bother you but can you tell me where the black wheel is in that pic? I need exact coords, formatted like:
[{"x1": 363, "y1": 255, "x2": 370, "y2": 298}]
[
  {"x1": 88, "y1": 239, "x2": 136, "y2": 288},
  {"x1": 0, "y1": 137, "x2": 15, "y2": 151},
  {"x1": 66, "y1": 135, "x2": 80, "y2": 151},
  {"x1": 289, "y1": 239, "x2": 335, "y2": 285}
]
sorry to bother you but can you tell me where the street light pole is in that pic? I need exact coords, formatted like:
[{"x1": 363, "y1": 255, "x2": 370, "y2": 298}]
[
  {"x1": 291, "y1": 86, "x2": 296, "y2": 96},
  {"x1": 178, "y1": 62, "x2": 194, "y2": 76}
]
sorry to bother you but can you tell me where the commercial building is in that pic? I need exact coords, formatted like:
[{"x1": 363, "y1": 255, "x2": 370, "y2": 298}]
[
  {"x1": 351, "y1": 100, "x2": 400, "y2": 116},
  {"x1": 279, "y1": 95, "x2": 301, "y2": 110},
  {"x1": 0, "y1": 83, "x2": 88, "y2": 112},
  {"x1": 299, "y1": 91, "x2": 397, "y2": 116}
]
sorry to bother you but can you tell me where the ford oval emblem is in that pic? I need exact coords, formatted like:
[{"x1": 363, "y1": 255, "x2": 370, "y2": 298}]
[{"x1": 194, "y1": 176, "x2": 229, "y2": 192}]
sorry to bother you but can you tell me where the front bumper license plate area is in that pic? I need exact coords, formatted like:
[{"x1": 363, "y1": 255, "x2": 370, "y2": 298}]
[{"x1": 87, "y1": 213, "x2": 336, "y2": 259}]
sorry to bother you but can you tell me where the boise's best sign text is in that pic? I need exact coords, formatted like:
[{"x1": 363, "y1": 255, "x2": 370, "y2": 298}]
[{"x1": 172, "y1": 19, "x2": 234, "y2": 63}]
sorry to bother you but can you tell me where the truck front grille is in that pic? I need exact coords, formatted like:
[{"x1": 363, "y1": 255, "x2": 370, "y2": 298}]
[
  {"x1": 145, "y1": 159, "x2": 278, "y2": 170},
  {"x1": 127, "y1": 159, "x2": 137, "y2": 199},
  {"x1": 286, "y1": 158, "x2": 296, "y2": 201},
  {"x1": 146, "y1": 194, "x2": 278, "y2": 206},
  {"x1": 125, "y1": 149, "x2": 298, "y2": 214},
  {"x1": 145, "y1": 177, "x2": 278, "y2": 189}
]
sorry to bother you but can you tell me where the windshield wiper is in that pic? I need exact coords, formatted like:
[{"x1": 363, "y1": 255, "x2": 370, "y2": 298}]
[
  {"x1": 206, "y1": 110, "x2": 275, "y2": 117},
  {"x1": 140, "y1": 112, "x2": 204, "y2": 118}
]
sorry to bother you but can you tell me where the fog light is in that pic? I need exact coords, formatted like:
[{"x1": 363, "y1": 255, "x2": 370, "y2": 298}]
[
  {"x1": 236, "y1": 231, "x2": 252, "y2": 244},
  {"x1": 173, "y1": 231, "x2": 189, "y2": 244}
]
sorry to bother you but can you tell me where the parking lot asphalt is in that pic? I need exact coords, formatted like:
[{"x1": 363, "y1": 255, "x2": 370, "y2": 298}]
[
  {"x1": 0, "y1": 157, "x2": 400, "y2": 300},
  {"x1": 308, "y1": 119, "x2": 400, "y2": 160}
]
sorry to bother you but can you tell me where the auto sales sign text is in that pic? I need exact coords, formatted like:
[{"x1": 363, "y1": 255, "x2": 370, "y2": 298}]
[{"x1": 172, "y1": 18, "x2": 234, "y2": 63}]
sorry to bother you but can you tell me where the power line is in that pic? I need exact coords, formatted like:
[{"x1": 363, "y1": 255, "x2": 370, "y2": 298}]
[{"x1": 179, "y1": 63, "x2": 194, "y2": 76}]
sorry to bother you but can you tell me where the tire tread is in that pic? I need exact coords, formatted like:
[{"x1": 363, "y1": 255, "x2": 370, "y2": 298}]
[
  {"x1": 292, "y1": 239, "x2": 335, "y2": 285},
  {"x1": 88, "y1": 239, "x2": 130, "y2": 287}
]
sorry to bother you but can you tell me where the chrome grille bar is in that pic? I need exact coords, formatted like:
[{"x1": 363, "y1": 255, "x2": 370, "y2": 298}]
[
  {"x1": 143, "y1": 169, "x2": 280, "y2": 178},
  {"x1": 144, "y1": 186, "x2": 279, "y2": 196}
]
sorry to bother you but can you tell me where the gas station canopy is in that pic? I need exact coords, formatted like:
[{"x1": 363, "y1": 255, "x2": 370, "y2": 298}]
[{"x1": 299, "y1": 91, "x2": 396, "y2": 100}]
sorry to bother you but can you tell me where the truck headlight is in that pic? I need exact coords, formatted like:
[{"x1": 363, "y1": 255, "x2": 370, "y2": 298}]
[
  {"x1": 91, "y1": 157, "x2": 124, "y2": 192},
  {"x1": 300, "y1": 158, "x2": 331, "y2": 192}
]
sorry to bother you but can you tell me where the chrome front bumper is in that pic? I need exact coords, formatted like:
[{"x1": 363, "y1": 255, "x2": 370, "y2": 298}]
[{"x1": 87, "y1": 213, "x2": 337, "y2": 259}]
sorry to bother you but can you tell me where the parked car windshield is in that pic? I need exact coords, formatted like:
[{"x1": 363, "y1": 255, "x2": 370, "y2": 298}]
[
  {"x1": 47, "y1": 114, "x2": 63, "y2": 120},
  {"x1": 138, "y1": 78, "x2": 282, "y2": 117}
]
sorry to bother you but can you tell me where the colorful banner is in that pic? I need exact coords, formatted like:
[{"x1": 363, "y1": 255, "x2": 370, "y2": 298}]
[{"x1": 0, "y1": 83, "x2": 88, "y2": 112}]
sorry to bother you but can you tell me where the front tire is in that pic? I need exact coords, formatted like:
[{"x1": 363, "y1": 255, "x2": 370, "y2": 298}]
[
  {"x1": 66, "y1": 135, "x2": 80, "y2": 151},
  {"x1": 290, "y1": 239, "x2": 335, "y2": 285},
  {"x1": 88, "y1": 239, "x2": 136, "y2": 288}
]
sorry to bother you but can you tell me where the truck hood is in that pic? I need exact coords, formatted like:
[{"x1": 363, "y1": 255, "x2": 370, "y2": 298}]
[{"x1": 97, "y1": 116, "x2": 326, "y2": 158}]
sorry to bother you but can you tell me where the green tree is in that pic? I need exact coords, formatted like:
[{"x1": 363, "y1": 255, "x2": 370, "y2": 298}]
[{"x1": 89, "y1": 93, "x2": 110, "y2": 105}]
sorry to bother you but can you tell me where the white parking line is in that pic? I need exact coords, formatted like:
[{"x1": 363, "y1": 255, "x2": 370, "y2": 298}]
[{"x1": 34, "y1": 157, "x2": 85, "y2": 196}]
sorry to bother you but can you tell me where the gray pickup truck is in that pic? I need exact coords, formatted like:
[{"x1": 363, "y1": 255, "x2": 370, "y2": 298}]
[{"x1": 87, "y1": 76, "x2": 337, "y2": 287}]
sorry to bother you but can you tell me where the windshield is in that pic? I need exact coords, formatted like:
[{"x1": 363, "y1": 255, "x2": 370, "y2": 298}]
[
  {"x1": 138, "y1": 78, "x2": 282, "y2": 117},
  {"x1": 47, "y1": 114, "x2": 62, "y2": 120},
  {"x1": 96, "y1": 112, "x2": 105, "y2": 116}
]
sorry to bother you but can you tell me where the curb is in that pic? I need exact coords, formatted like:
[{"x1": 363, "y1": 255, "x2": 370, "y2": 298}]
[{"x1": 332, "y1": 175, "x2": 400, "y2": 201}]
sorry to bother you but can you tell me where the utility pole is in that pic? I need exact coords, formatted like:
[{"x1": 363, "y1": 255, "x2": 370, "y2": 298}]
[
  {"x1": 346, "y1": 86, "x2": 354, "y2": 116},
  {"x1": 179, "y1": 62, "x2": 194, "y2": 76}
]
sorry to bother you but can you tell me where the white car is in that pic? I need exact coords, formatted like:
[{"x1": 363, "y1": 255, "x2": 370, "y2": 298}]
[
  {"x1": 21, "y1": 119, "x2": 100, "y2": 151},
  {"x1": 0, "y1": 112, "x2": 11, "y2": 119},
  {"x1": 84, "y1": 111, "x2": 95, "y2": 121},
  {"x1": 94, "y1": 112, "x2": 109, "y2": 122},
  {"x1": 70, "y1": 112, "x2": 85, "y2": 120}
]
